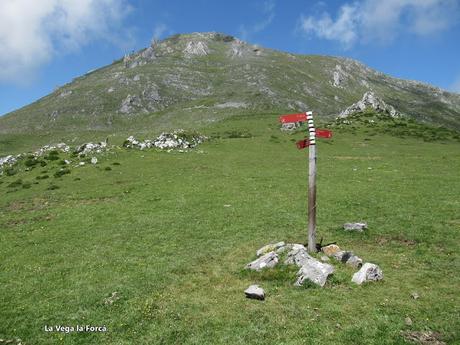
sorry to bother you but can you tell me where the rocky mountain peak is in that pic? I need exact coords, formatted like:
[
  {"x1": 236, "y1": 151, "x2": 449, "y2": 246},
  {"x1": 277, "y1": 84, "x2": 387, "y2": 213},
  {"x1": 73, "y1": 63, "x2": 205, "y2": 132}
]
[{"x1": 339, "y1": 91, "x2": 400, "y2": 118}]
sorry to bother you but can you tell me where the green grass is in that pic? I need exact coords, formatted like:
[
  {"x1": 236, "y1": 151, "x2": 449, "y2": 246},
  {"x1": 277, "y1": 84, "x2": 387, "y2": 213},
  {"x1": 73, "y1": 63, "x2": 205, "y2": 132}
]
[{"x1": 0, "y1": 113, "x2": 459, "y2": 344}]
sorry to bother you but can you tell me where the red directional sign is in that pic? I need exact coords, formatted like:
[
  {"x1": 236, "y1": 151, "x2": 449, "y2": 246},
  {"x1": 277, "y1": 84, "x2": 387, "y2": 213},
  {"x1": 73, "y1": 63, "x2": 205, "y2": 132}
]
[
  {"x1": 315, "y1": 129, "x2": 333, "y2": 138},
  {"x1": 279, "y1": 113, "x2": 307, "y2": 124},
  {"x1": 296, "y1": 139, "x2": 310, "y2": 149}
]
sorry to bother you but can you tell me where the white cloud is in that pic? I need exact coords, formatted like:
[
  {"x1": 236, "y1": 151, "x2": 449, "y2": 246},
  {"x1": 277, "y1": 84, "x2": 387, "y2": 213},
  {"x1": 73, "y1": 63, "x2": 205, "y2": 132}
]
[
  {"x1": 0, "y1": 0, "x2": 133, "y2": 84},
  {"x1": 239, "y1": 0, "x2": 276, "y2": 41},
  {"x1": 299, "y1": 0, "x2": 460, "y2": 48}
]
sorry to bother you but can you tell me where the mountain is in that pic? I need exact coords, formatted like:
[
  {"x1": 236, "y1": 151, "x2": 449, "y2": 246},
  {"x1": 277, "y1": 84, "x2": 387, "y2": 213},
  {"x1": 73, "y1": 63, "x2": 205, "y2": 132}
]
[{"x1": 1, "y1": 32, "x2": 459, "y2": 134}]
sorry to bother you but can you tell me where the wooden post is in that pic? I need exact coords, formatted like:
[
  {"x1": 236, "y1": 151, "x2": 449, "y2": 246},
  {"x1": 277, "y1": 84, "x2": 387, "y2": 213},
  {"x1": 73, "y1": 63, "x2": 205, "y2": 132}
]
[{"x1": 307, "y1": 143, "x2": 317, "y2": 252}]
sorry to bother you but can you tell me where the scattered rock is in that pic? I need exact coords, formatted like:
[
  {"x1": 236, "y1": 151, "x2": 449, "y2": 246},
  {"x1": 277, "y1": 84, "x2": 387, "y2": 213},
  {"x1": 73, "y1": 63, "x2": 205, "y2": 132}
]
[
  {"x1": 351, "y1": 263, "x2": 383, "y2": 284},
  {"x1": 91, "y1": 157, "x2": 98, "y2": 165},
  {"x1": 340, "y1": 91, "x2": 400, "y2": 118},
  {"x1": 405, "y1": 317, "x2": 413, "y2": 326},
  {"x1": 411, "y1": 292, "x2": 420, "y2": 300},
  {"x1": 281, "y1": 122, "x2": 302, "y2": 131},
  {"x1": 104, "y1": 292, "x2": 120, "y2": 305},
  {"x1": 285, "y1": 247, "x2": 314, "y2": 267},
  {"x1": 107, "y1": 87, "x2": 115, "y2": 93},
  {"x1": 34, "y1": 143, "x2": 71, "y2": 157},
  {"x1": 75, "y1": 141, "x2": 108, "y2": 155},
  {"x1": 295, "y1": 258, "x2": 335, "y2": 287},
  {"x1": 246, "y1": 251, "x2": 279, "y2": 271},
  {"x1": 343, "y1": 222, "x2": 368, "y2": 232},
  {"x1": 256, "y1": 241, "x2": 285, "y2": 257},
  {"x1": 332, "y1": 251, "x2": 363, "y2": 268},
  {"x1": 59, "y1": 90, "x2": 72, "y2": 97},
  {"x1": 244, "y1": 285, "x2": 265, "y2": 301},
  {"x1": 321, "y1": 244, "x2": 341, "y2": 256},
  {"x1": 401, "y1": 330, "x2": 445, "y2": 345},
  {"x1": 123, "y1": 130, "x2": 207, "y2": 150}
]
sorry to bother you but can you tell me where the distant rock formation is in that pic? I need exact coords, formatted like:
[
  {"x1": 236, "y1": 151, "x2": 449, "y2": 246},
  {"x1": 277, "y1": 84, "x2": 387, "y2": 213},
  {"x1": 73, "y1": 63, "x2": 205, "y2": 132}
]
[
  {"x1": 183, "y1": 41, "x2": 209, "y2": 57},
  {"x1": 339, "y1": 91, "x2": 400, "y2": 117}
]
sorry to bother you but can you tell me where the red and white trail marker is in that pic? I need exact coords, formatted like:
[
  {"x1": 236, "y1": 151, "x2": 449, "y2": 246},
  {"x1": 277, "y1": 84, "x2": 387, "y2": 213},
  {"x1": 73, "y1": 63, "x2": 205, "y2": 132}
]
[{"x1": 279, "y1": 111, "x2": 333, "y2": 253}]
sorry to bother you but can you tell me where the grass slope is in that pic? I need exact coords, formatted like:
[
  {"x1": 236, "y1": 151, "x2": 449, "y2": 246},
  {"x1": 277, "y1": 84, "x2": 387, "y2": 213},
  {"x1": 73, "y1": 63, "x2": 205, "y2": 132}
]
[{"x1": 0, "y1": 114, "x2": 459, "y2": 344}]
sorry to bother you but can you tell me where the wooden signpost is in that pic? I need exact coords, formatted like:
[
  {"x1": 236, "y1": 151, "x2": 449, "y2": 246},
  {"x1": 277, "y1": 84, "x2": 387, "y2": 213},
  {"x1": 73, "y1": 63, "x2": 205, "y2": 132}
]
[{"x1": 279, "y1": 111, "x2": 332, "y2": 253}]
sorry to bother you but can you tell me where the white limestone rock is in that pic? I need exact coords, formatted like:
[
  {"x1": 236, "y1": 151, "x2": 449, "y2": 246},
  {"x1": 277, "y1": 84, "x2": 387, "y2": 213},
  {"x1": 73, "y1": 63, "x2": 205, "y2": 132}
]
[
  {"x1": 343, "y1": 222, "x2": 368, "y2": 232},
  {"x1": 340, "y1": 91, "x2": 400, "y2": 118},
  {"x1": 352, "y1": 263, "x2": 383, "y2": 285},
  {"x1": 244, "y1": 285, "x2": 265, "y2": 300},
  {"x1": 246, "y1": 251, "x2": 279, "y2": 271},
  {"x1": 256, "y1": 241, "x2": 285, "y2": 257},
  {"x1": 184, "y1": 41, "x2": 208, "y2": 57},
  {"x1": 295, "y1": 259, "x2": 335, "y2": 287}
]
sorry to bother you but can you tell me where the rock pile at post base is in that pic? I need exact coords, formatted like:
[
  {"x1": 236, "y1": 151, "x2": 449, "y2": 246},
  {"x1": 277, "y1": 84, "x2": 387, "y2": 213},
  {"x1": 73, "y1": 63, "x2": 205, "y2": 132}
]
[{"x1": 244, "y1": 240, "x2": 383, "y2": 298}]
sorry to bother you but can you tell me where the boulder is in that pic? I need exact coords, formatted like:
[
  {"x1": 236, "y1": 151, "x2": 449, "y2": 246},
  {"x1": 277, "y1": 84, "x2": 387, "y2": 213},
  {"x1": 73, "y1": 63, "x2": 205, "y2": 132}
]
[
  {"x1": 246, "y1": 252, "x2": 279, "y2": 271},
  {"x1": 295, "y1": 259, "x2": 335, "y2": 287},
  {"x1": 332, "y1": 251, "x2": 363, "y2": 268},
  {"x1": 256, "y1": 241, "x2": 285, "y2": 256},
  {"x1": 244, "y1": 285, "x2": 265, "y2": 301},
  {"x1": 321, "y1": 244, "x2": 341, "y2": 256},
  {"x1": 351, "y1": 263, "x2": 383, "y2": 284},
  {"x1": 284, "y1": 247, "x2": 314, "y2": 267},
  {"x1": 343, "y1": 222, "x2": 368, "y2": 232}
]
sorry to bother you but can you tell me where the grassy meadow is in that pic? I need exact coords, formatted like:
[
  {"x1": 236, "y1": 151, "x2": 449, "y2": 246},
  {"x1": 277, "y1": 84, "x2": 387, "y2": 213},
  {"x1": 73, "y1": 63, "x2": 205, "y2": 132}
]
[{"x1": 0, "y1": 113, "x2": 459, "y2": 344}]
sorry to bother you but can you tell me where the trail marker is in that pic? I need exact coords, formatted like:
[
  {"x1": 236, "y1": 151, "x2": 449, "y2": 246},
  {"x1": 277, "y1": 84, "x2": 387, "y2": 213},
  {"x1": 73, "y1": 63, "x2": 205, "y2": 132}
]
[{"x1": 279, "y1": 111, "x2": 333, "y2": 253}]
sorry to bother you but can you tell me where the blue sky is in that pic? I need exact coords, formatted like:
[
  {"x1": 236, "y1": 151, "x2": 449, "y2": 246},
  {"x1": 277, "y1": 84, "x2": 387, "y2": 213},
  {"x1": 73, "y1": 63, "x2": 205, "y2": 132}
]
[{"x1": 0, "y1": 0, "x2": 459, "y2": 116}]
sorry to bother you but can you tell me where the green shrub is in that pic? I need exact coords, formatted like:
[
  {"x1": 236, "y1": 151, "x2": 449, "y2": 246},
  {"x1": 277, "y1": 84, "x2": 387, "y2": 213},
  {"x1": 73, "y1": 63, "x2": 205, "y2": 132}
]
[
  {"x1": 22, "y1": 182, "x2": 32, "y2": 189},
  {"x1": 112, "y1": 162, "x2": 121, "y2": 166},
  {"x1": 54, "y1": 169, "x2": 71, "y2": 178},
  {"x1": 36, "y1": 175, "x2": 49, "y2": 180},
  {"x1": 104, "y1": 167, "x2": 112, "y2": 171},
  {"x1": 7, "y1": 179, "x2": 22, "y2": 188},
  {"x1": 5, "y1": 167, "x2": 18, "y2": 176},
  {"x1": 47, "y1": 184, "x2": 60, "y2": 190}
]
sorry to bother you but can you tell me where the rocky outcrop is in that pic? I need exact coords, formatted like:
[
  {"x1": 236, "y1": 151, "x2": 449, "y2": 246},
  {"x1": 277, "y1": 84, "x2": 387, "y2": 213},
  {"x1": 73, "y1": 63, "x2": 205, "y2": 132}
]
[
  {"x1": 123, "y1": 45, "x2": 156, "y2": 68},
  {"x1": 183, "y1": 41, "x2": 208, "y2": 57},
  {"x1": 75, "y1": 141, "x2": 108, "y2": 155},
  {"x1": 119, "y1": 95, "x2": 142, "y2": 114},
  {"x1": 340, "y1": 91, "x2": 400, "y2": 117}
]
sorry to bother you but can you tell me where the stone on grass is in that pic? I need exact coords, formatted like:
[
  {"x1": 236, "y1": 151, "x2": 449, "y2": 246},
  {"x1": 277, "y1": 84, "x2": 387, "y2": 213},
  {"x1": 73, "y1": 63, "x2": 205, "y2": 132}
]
[
  {"x1": 295, "y1": 259, "x2": 335, "y2": 287},
  {"x1": 411, "y1": 292, "x2": 420, "y2": 300},
  {"x1": 91, "y1": 157, "x2": 98, "y2": 165},
  {"x1": 285, "y1": 247, "x2": 314, "y2": 267},
  {"x1": 320, "y1": 255, "x2": 330, "y2": 262},
  {"x1": 343, "y1": 222, "x2": 368, "y2": 232},
  {"x1": 405, "y1": 317, "x2": 413, "y2": 326},
  {"x1": 256, "y1": 241, "x2": 285, "y2": 256},
  {"x1": 332, "y1": 251, "x2": 363, "y2": 268},
  {"x1": 244, "y1": 285, "x2": 265, "y2": 301},
  {"x1": 246, "y1": 252, "x2": 278, "y2": 271},
  {"x1": 351, "y1": 263, "x2": 383, "y2": 285},
  {"x1": 321, "y1": 244, "x2": 341, "y2": 256}
]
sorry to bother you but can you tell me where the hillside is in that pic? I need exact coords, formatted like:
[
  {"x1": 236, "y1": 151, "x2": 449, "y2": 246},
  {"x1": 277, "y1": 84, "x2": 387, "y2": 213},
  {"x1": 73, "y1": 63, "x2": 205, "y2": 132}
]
[{"x1": 0, "y1": 32, "x2": 459, "y2": 134}]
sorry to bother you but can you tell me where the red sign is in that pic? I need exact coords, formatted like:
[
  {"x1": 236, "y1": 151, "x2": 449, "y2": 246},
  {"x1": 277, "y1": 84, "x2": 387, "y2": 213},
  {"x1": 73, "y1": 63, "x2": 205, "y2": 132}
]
[
  {"x1": 315, "y1": 129, "x2": 332, "y2": 138},
  {"x1": 279, "y1": 113, "x2": 307, "y2": 124},
  {"x1": 296, "y1": 139, "x2": 310, "y2": 149}
]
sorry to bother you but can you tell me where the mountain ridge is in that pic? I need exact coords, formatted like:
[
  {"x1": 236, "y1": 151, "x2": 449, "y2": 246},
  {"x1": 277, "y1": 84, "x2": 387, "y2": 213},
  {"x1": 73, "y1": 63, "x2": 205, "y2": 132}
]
[{"x1": 1, "y1": 31, "x2": 459, "y2": 133}]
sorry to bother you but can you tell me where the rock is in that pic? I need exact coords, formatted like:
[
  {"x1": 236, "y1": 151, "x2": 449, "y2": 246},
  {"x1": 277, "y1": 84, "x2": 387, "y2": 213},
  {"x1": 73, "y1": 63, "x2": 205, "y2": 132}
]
[
  {"x1": 332, "y1": 251, "x2": 363, "y2": 268},
  {"x1": 107, "y1": 87, "x2": 115, "y2": 93},
  {"x1": 184, "y1": 41, "x2": 208, "y2": 57},
  {"x1": 351, "y1": 263, "x2": 383, "y2": 285},
  {"x1": 321, "y1": 244, "x2": 341, "y2": 256},
  {"x1": 295, "y1": 258, "x2": 335, "y2": 287},
  {"x1": 256, "y1": 241, "x2": 285, "y2": 257},
  {"x1": 320, "y1": 255, "x2": 330, "y2": 262},
  {"x1": 285, "y1": 247, "x2": 314, "y2": 267},
  {"x1": 340, "y1": 91, "x2": 400, "y2": 118},
  {"x1": 104, "y1": 291, "x2": 120, "y2": 305},
  {"x1": 59, "y1": 90, "x2": 72, "y2": 97},
  {"x1": 75, "y1": 141, "x2": 108, "y2": 156},
  {"x1": 405, "y1": 317, "x2": 413, "y2": 326},
  {"x1": 410, "y1": 292, "x2": 420, "y2": 300},
  {"x1": 119, "y1": 94, "x2": 142, "y2": 114},
  {"x1": 244, "y1": 285, "x2": 265, "y2": 300},
  {"x1": 246, "y1": 252, "x2": 279, "y2": 271},
  {"x1": 91, "y1": 157, "x2": 98, "y2": 165},
  {"x1": 343, "y1": 222, "x2": 368, "y2": 232},
  {"x1": 281, "y1": 122, "x2": 302, "y2": 131}
]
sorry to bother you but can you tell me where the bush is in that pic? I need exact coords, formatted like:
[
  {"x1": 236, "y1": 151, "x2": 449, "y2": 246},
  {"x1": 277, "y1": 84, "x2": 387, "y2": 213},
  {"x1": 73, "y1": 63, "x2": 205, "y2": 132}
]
[
  {"x1": 104, "y1": 167, "x2": 112, "y2": 171},
  {"x1": 112, "y1": 162, "x2": 121, "y2": 166},
  {"x1": 54, "y1": 169, "x2": 71, "y2": 178},
  {"x1": 22, "y1": 182, "x2": 32, "y2": 189},
  {"x1": 47, "y1": 184, "x2": 60, "y2": 190},
  {"x1": 5, "y1": 167, "x2": 18, "y2": 176},
  {"x1": 7, "y1": 179, "x2": 22, "y2": 188},
  {"x1": 36, "y1": 175, "x2": 49, "y2": 180}
]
